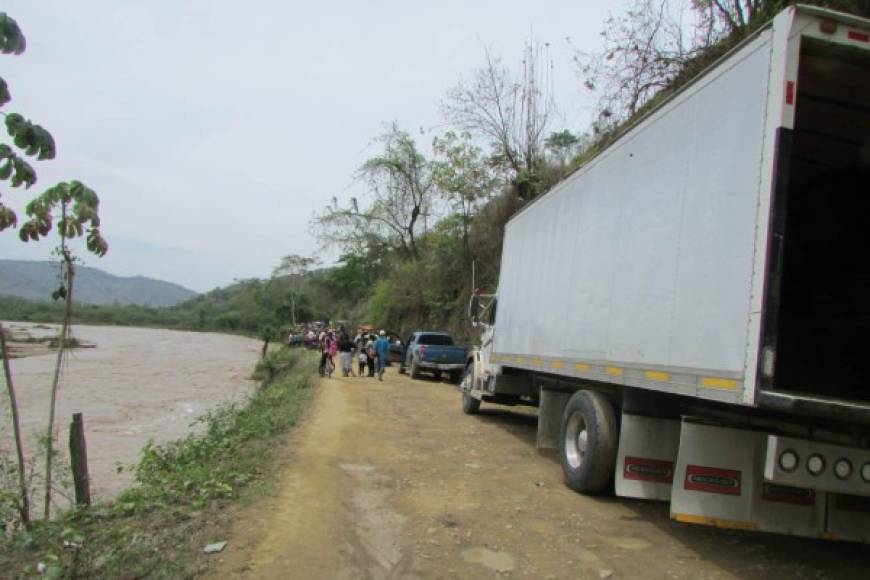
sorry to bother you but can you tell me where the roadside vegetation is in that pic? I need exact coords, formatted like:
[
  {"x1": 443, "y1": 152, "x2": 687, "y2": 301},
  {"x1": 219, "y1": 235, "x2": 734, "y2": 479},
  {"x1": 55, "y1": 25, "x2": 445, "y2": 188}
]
[{"x1": 0, "y1": 347, "x2": 316, "y2": 579}]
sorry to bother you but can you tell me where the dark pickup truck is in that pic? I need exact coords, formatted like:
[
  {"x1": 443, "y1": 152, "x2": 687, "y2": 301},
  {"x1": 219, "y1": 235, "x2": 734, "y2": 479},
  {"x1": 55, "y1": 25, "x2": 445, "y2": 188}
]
[{"x1": 399, "y1": 331, "x2": 466, "y2": 383}]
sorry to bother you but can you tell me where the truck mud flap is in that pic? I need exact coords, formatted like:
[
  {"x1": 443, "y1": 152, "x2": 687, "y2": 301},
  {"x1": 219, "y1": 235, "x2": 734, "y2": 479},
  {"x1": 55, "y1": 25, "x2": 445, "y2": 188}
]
[
  {"x1": 670, "y1": 419, "x2": 828, "y2": 538},
  {"x1": 614, "y1": 414, "x2": 680, "y2": 502},
  {"x1": 536, "y1": 389, "x2": 571, "y2": 450},
  {"x1": 827, "y1": 493, "x2": 870, "y2": 543}
]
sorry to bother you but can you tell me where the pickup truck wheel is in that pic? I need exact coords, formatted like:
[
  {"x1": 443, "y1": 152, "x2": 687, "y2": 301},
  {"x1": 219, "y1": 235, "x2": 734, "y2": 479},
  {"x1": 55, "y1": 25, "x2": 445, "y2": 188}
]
[
  {"x1": 460, "y1": 363, "x2": 481, "y2": 415},
  {"x1": 559, "y1": 390, "x2": 617, "y2": 494},
  {"x1": 410, "y1": 360, "x2": 421, "y2": 379}
]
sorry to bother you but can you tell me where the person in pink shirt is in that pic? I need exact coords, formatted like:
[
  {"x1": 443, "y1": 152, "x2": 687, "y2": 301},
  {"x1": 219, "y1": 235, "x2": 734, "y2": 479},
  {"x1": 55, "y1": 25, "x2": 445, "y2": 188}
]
[{"x1": 319, "y1": 331, "x2": 338, "y2": 377}]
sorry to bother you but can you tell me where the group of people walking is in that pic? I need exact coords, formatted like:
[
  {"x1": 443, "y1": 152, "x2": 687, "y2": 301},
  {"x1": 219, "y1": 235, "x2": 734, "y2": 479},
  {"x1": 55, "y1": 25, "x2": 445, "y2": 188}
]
[{"x1": 318, "y1": 327, "x2": 391, "y2": 381}]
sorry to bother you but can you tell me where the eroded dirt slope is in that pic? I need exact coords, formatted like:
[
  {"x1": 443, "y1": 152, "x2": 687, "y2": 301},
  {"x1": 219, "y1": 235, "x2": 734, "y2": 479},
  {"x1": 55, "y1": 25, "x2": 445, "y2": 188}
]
[{"x1": 216, "y1": 367, "x2": 870, "y2": 579}]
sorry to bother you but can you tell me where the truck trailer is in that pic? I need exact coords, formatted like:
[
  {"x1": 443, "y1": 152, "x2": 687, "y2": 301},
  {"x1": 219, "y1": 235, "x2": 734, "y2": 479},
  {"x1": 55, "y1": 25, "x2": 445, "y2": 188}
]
[{"x1": 461, "y1": 5, "x2": 870, "y2": 541}]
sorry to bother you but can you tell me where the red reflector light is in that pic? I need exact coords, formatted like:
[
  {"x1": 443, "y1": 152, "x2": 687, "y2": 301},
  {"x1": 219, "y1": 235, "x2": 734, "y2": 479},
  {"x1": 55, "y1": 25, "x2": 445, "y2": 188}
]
[
  {"x1": 848, "y1": 30, "x2": 870, "y2": 43},
  {"x1": 785, "y1": 81, "x2": 795, "y2": 105}
]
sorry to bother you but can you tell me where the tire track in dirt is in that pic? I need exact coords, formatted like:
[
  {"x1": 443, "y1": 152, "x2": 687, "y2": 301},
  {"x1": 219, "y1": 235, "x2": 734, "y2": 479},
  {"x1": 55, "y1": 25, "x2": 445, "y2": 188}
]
[
  {"x1": 215, "y1": 367, "x2": 870, "y2": 580},
  {"x1": 217, "y1": 370, "x2": 411, "y2": 579}
]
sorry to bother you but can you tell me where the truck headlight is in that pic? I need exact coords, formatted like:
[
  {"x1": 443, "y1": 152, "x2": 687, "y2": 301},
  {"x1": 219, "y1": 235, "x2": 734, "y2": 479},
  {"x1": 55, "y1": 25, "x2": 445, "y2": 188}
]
[
  {"x1": 834, "y1": 458, "x2": 853, "y2": 480},
  {"x1": 807, "y1": 454, "x2": 826, "y2": 476},
  {"x1": 778, "y1": 449, "x2": 799, "y2": 473}
]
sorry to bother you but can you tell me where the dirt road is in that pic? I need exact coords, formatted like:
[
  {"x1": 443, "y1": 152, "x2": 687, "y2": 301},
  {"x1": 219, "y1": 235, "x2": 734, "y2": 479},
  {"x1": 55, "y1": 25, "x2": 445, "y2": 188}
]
[{"x1": 216, "y1": 367, "x2": 869, "y2": 579}]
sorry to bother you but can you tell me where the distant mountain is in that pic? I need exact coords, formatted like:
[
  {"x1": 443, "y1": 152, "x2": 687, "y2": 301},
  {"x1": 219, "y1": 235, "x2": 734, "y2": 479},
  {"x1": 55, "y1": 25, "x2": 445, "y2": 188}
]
[{"x1": 0, "y1": 260, "x2": 197, "y2": 307}]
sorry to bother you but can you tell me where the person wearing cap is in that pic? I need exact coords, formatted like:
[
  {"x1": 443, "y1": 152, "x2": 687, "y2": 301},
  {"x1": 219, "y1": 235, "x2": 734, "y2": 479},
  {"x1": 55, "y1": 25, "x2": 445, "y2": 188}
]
[{"x1": 374, "y1": 330, "x2": 390, "y2": 381}]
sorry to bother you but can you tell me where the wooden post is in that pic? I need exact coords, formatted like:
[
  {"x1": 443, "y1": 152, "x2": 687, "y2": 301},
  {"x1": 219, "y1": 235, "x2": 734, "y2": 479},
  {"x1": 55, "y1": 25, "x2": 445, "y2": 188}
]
[{"x1": 69, "y1": 413, "x2": 91, "y2": 507}]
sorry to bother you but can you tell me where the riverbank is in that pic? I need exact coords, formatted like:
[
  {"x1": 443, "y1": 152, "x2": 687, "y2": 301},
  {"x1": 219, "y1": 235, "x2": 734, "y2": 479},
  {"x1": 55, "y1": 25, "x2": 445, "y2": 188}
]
[
  {"x1": 0, "y1": 348, "x2": 317, "y2": 578},
  {"x1": 1, "y1": 322, "x2": 262, "y2": 502}
]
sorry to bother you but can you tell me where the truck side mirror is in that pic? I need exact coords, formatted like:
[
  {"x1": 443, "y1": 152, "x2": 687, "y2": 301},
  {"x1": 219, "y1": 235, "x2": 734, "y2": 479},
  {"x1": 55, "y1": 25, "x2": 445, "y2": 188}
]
[{"x1": 469, "y1": 295, "x2": 480, "y2": 326}]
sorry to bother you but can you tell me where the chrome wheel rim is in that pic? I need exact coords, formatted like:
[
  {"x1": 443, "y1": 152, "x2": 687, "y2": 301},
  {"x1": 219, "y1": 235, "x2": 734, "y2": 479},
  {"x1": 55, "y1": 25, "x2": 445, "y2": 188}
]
[{"x1": 564, "y1": 411, "x2": 588, "y2": 470}]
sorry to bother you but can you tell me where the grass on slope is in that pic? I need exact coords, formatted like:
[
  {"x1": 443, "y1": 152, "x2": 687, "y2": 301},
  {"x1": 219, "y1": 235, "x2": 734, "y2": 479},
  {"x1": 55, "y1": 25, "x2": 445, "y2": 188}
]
[{"x1": 0, "y1": 348, "x2": 317, "y2": 579}]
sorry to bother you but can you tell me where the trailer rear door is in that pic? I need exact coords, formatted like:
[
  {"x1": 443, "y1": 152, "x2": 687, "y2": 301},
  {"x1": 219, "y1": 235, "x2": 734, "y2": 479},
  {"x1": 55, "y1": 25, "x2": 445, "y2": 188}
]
[{"x1": 761, "y1": 27, "x2": 870, "y2": 410}]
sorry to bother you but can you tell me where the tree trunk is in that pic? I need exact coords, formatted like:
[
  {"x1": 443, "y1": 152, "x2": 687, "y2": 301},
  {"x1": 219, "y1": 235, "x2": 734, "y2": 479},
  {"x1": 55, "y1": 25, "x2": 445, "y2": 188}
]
[
  {"x1": 0, "y1": 323, "x2": 30, "y2": 526},
  {"x1": 408, "y1": 205, "x2": 420, "y2": 260},
  {"x1": 44, "y1": 255, "x2": 74, "y2": 521}
]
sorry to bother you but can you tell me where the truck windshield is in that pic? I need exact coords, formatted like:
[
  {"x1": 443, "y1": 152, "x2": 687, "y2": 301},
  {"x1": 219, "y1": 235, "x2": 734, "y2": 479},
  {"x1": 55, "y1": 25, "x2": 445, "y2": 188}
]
[{"x1": 418, "y1": 334, "x2": 454, "y2": 346}]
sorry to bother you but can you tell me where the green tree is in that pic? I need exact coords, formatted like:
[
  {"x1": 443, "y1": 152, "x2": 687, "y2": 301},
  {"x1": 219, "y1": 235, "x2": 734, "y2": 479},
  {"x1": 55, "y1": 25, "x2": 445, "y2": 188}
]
[
  {"x1": 314, "y1": 124, "x2": 435, "y2": 260},
  {"x1": 19, "y1": 181, "x2": 107, "y2": 521},
  {"x1": 0, "y1": 14, "x2": 108, "y2": 522},
  {"x1": 0, "y1": 14, "x2": 55, "y2": 231},
  {"x1": 432, "y1": 131, "x2": 497, "y2": 259},
  {"x1": 544, "y1": 130, "x2": 582, "y2": 166},
  {"x1": 257, "y1": 324, "x2": 277, "y2": 359},
  {"x1": 272, "y1": 254, "x2": 317, "y2": 326},
  {"x1": 0, "y1": 12, "x2": 46, "y2": 527}
]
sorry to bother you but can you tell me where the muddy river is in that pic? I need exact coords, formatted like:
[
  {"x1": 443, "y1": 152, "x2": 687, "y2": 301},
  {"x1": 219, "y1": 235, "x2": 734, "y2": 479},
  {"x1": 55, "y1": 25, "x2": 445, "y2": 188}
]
[{"x1": 0, "y1": 322, "x2": 261, "y2": 505}]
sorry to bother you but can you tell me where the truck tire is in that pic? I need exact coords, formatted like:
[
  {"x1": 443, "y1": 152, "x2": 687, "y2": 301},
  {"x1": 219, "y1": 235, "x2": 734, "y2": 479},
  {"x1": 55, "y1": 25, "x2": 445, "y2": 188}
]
[
  {"x1": 460, "y1": 363, "x2": 481, "y2": 414},
  {"x1": 462, "y1": 391, "x2": 481, "y2": 414},
  {"x1": 559, "y1": 390, "x2": 617, "y2": 494}
]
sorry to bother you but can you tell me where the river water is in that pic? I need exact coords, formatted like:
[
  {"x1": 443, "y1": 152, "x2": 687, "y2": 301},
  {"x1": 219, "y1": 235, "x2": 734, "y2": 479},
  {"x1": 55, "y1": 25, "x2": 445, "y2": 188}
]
[{"x1": 0, "y1": 322, "x2": 261, "y2": 505}]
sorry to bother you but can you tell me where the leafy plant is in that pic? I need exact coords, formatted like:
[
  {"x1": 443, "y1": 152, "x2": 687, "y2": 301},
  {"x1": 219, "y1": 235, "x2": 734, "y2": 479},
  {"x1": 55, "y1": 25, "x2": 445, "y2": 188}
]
[
  {"x1": 16, "y1": 181, "x2": 108, "y2": 521},
  {"x1": 0, "y1": 11, "x2": 109, "y2": 523}
]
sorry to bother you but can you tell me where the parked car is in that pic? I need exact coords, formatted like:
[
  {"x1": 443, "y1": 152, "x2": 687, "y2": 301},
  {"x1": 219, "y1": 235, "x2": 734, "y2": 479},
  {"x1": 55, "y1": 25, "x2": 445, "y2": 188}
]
[{"x1": 399, "y1": 331, "x2": 465, "y2": 383}]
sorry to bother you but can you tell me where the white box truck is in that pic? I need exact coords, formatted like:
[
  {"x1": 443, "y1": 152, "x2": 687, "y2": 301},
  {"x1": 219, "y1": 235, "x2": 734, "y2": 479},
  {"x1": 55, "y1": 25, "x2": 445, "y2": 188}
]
[{"x1": 461, "y1": 5, "x2": 870, "y2": 541}]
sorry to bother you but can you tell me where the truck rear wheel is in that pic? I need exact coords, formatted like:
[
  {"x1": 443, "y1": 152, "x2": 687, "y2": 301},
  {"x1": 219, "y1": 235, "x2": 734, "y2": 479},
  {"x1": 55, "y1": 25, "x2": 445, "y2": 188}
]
[
  {"x1": 461, "y1": 363, "x2": 480, "y2": 414},
  {"x1": 559, "y1": 390, "x2": 617, "y2": 494}
]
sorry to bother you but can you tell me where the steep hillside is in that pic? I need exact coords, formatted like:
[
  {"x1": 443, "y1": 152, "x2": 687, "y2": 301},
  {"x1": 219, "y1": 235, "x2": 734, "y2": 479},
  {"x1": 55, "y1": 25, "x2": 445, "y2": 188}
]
[{"x1": 0, "y1": 260, "x2": 197, "y2": 306}]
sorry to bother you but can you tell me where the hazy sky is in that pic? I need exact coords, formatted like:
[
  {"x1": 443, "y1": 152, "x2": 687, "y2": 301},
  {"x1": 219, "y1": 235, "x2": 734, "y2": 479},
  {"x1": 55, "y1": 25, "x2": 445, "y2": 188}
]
[{"x1": 1, "y1": 0, "x2": 614, "y2": 292}]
